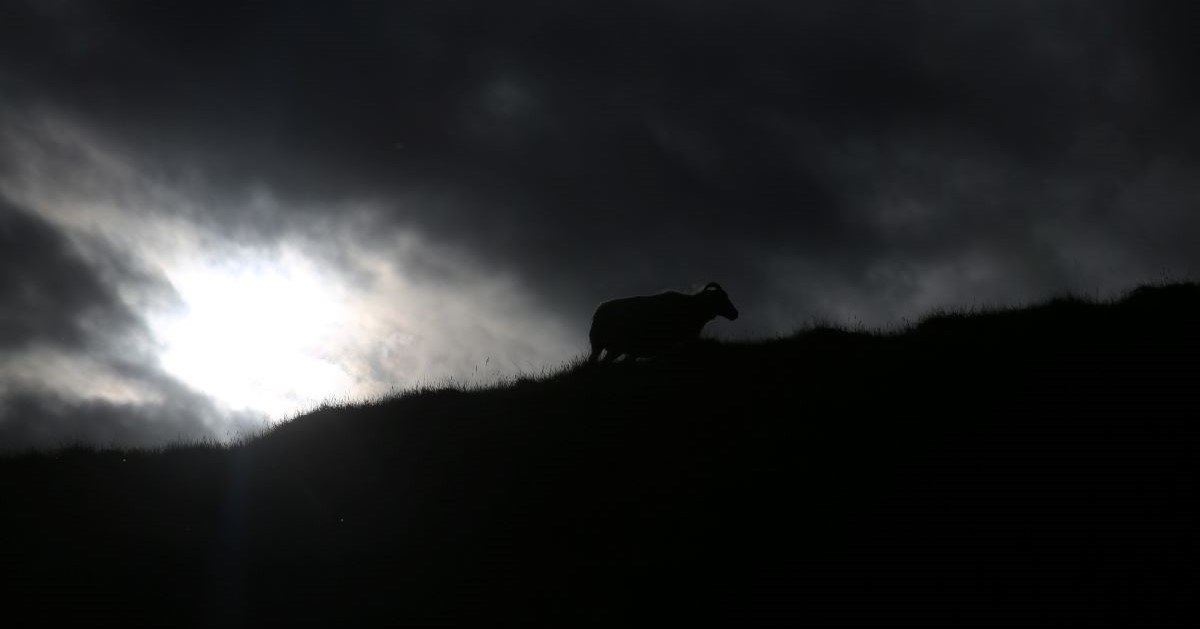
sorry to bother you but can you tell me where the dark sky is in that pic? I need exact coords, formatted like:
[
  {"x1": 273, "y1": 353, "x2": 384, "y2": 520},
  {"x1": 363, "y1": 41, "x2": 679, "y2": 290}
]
[{"x1": 3, "y1": 0, "x2": 1200, "y2": 450}]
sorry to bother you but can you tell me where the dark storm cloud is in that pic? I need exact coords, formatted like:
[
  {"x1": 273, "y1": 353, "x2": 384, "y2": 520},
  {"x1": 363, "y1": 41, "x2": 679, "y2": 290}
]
[
  {"x1": 3, "y1": 0, "x2": 1200, "y2": 332},
  {"x1": 0, "y1": 364, "x2": 264, "y2": 454},
  {"x1": 0, "y1": 197, "x2": 141, "y2": 350}
]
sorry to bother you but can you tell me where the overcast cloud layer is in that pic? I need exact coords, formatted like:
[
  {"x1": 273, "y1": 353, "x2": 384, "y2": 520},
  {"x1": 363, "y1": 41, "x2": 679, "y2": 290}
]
[{"x1": 3, "y1": 1, "x2": 1200, "y2": 450}]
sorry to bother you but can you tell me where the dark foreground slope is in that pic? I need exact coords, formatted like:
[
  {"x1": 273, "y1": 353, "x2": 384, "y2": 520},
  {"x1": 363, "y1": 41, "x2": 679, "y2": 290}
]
[{"x1": 3, "y1": 284, "x2": 1199, "y2": 627}]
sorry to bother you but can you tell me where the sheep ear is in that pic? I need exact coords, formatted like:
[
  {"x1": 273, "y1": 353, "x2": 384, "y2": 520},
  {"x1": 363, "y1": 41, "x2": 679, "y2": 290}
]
[{"x1": 704, "y1": 282, "x2": 721, "y2": 292}]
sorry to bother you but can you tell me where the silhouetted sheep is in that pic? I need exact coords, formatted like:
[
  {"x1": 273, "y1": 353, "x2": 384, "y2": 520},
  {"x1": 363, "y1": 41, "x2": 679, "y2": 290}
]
[{"x1": 588, "y1": 282, "x2": 739, "y2": 363}]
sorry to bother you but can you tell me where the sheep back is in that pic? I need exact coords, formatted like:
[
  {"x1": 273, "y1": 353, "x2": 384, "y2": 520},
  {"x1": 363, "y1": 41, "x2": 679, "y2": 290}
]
[{"x1": 590, "y1": 291, "x2": 713, "y2": 358}]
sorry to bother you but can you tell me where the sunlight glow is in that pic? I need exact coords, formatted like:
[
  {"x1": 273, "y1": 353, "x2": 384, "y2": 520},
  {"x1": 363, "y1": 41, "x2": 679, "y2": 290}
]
[{"x1": 153, "y1": 250, "x2": 353, "y2": 419}]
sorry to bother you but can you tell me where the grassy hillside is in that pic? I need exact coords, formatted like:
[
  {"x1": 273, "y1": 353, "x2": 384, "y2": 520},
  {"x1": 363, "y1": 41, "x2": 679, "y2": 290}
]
[{"x1": 3, "y1": 283, "x2": 1198, "y2": 626}]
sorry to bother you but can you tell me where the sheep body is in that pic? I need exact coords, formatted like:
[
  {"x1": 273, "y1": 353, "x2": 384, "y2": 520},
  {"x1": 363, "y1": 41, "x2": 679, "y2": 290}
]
[{"x1": 588, "y1": 282, "x2": 738, "y2": 363}]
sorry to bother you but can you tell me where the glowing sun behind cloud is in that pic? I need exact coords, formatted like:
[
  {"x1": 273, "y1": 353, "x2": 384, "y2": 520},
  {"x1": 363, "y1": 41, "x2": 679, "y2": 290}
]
[{"x1": 152, "y1": 250, "x2": 354, "y2": 419}]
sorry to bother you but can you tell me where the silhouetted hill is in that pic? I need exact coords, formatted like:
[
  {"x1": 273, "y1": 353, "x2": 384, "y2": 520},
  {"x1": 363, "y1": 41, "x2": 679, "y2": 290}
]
[{"x1": 3, "y1": 283, "x2": 1199, "y2": 627}]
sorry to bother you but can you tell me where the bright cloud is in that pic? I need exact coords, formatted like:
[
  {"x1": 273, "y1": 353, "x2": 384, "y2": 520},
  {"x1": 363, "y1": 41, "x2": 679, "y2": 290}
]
[
  {"x1": 2, "y1": 112, "x2": 581, "y2": 446},
  {"x1": 152, "y1": 248, "x2": 355, "y2": 419}
]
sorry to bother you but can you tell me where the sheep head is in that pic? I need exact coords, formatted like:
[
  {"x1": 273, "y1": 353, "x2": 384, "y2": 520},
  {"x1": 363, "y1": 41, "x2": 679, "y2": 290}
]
[{"x1": 702, "y1": 282, "x2": 739, "y2": 321}]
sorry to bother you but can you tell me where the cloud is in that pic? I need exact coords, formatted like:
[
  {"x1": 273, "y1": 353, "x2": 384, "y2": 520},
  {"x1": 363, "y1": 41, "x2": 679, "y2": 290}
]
[
  {"x1": 7, "y1": 1, "x2": 1200, "y2": 319},
  {"x1": 0, "y1": 195, "x2": 266, "y2": 451},
  {"x1": 4, "y1": 1, "x2": 1200, "y2": 448},
  {"x1": 0, "y1": 387, "x2": 264, "y2": 453},
  {"x1": 0, "y1": 198, "x2": 141, "y2": 350},
  {"x1": 0, "y1": 109, "x2": 581, "y2": 448}
]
